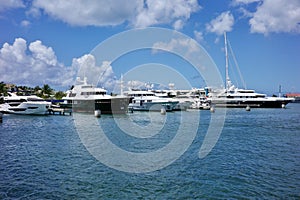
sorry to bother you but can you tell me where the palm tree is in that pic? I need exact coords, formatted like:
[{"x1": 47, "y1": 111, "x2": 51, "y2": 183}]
[{"x1": 41, "y1": 84, "x2": 53, "y2": 98}]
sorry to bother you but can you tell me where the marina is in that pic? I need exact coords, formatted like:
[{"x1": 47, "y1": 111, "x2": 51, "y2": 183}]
[
  {"x1": 0, "y1": 104, "x2": 299, "y2": 199},
  {"x1": 1, "y1": 1, "x2": 299, "y2": 199}
]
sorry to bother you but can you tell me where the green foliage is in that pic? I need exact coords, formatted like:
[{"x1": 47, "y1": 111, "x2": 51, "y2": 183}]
[
  {"x1": 0, "y1": 82, "x2": 66, "y2": 100},
  {"x1": 0, "y1": 82, "x2": 8, "y2": 96},
  {"x1": 54, "y1": 91, "x2": 66, "y2": 100}
]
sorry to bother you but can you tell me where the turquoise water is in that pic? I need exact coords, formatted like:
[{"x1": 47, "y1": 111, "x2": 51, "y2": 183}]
[{"x1": 0, "y1": 104, "x2": 299, "y2": 199}]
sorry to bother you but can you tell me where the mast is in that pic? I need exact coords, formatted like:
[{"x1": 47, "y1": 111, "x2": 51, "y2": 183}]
[
  {"x1": 224, "y1": 32, "x2": 229, "y2": 91},
  {"x1": 120, "y1": 74, "x2": 124, "y2": 96}
]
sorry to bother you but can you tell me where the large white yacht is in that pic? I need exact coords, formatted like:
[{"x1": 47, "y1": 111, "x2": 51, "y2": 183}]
[
  {"x1": 208, "y1": 33, "x2": 294, "y2": 108},
  {"x1": 0, "y1": 93, "x2": 51, "y2": 115},
  {"x1": 62, "y1": 77, "x2": 131, "y2": 114},
  {"x1": 208, "y1": 81, "x2": 294, "y2": 108},
  {"x1": 124, "y1": 90, "x2": 179, "y2": 111}
]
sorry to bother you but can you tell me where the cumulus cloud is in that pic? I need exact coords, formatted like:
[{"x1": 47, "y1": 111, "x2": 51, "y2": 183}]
[
  {"x1": 30, "y1": 0, "x2": 199, "y2": 28},
  {"x1": 232, "y1": 0, "x2": 300, "y2": 35},
  {"x1": 152, "y1": 38, "x2": 200, "y2": 56},
  {"x1": 0, "y1": 38, "x2": 118, "y2": 91},
  {"x1": 206, "y1": 11, "x2": 235, "y2": 35},
  {"x1": 0, "y1": 38, "x2": 77, "y2": 89},
  {"x1": 0, "y1": 0, "x2": 24, "y2": 12},
  {"x1": 20, "y1": 20, "x2": 31, "y2": 27},
  {"x1": 134, "y1": 0, "x2": 200, "y2": 28},
  {"x1": 32, "y1": 0, "x2": 140, "y2": 26},
  {"x1": 73, "y1": 54, "x2": 117, "y2": 91},
  {"x1": 173, "y1": 19, "x2": 184, "y2": 30},
  {"x1": 249, "y1": 0, "x2": 300, "y2": 34},
  {"x1": 232, "y1": 0, "x2": 261, "y2": 5},
  {"x1": 194, "y1": 30, "x2": 204, "y2": 42}
]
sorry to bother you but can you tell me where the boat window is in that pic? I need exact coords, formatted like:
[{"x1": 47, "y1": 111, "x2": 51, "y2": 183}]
[
  {"x1": 82, "y1": 86, "x2": 93, "y2": 88},
  {"x1": 27, "y1": 98, "x2": 44, "y2": 102},
  {"x1": 96, "y1": 92, "x2": 106, "y2": 95},
  {"x1": 69, "y1": 93, "x2": 76, "y2": 97}
]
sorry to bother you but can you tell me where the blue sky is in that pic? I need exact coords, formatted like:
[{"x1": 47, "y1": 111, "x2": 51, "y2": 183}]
[{"x1": 0, "y1": 0, "x2": 299, "y2": 94}]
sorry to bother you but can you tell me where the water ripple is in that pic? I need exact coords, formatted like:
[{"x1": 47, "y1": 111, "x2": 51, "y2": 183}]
[{"x1": 0, "y1": 104, "x2": 299, "y2": 199}]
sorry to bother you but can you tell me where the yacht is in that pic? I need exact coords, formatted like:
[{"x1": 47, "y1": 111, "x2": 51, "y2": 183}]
[
  {"x1": 124, "y1": 90, "x2": 179, "y2": 111},
  {"x1": 208, "y1": 82, "x2": 294, "y2": 108},
  {"x1": 152, "y1": 89, "x2": 193, "y2": 111},
  {"x1": 0, "y1": 93, "x2": 51, "y2": 115},
  {"x1": 62, "y1": 77, "x2": 131, "y2": 114},
  {"x1": 208, "y1": 33, "x2": 294, "y2": 108}
]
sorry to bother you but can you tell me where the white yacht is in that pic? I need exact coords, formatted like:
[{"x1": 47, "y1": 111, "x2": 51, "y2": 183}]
[
  {"x1": 208, "y1": 33, "x2": 294, "y2": 108},
  {"x1": 0, "y1": 93, "x2": 51, "y2": 115},
  {"x1": 62, "y1": 77, "x2": 131, "y2": 114},
  {"x1": 152, "y1": 89, "x2": 193, "y2": 111},
  {"x1": 124, "y1": 90, "x2": 179, "y2": 111}
]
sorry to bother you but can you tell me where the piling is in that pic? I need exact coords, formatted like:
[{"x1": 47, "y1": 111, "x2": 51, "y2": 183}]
[
  {"x1": 95, "y1": 110, "x2": 101, "y2": 118},
  {"x1": 0, "y1": 112, "x2": 3, "y2": 123},
  {"x1": 246, "y1": 105, "x2": 251, "y2": 111},
  {"x1": 210, "y1": 106, "x2": 215, "y2": 113},
  {"x1": 161, "y1": 108, "x2": 166, "y2": 115}
]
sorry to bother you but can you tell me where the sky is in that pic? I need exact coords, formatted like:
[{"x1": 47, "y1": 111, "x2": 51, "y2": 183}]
[{"x1": 0, "y1": 0, "x2": 299, "y2": 94}]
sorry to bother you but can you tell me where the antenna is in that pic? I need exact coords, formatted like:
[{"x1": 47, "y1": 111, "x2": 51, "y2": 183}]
[{"x1": 279, "y1": 85, "x2": 282, "y2": 97}]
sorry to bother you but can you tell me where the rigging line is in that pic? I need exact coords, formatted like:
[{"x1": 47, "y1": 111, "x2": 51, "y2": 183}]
[
  {"x1": 228, "y1": 58, "x2": 240, "y2": 88},
  {"x1": 227, "y1": 39, "x2": 247, "y2": 89},
  {"x1": 96, "y1": 65, "x2": 111, "y2": 88}
]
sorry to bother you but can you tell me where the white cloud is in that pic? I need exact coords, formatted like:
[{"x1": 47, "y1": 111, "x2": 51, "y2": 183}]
[
  {"x1": 0, "y1": 0, "x2": 24, "y2": 12},
  {"x1": 31, "y1": 0, "x2": 141, "y2": 26},
  {"x1": 20, "y1": 20, "x2": 31, "y2": 27},
  {"x1": 134, "y1": 0, "x2": 200, "y2": 28},
  {"x1": 232, "y1": 0, "x2": 261, "y2": 5},
  {"x1": 0, "y1": 38, "x2": 77, "y2": 89},
  {"x1": 30, "y1": 0, "x2": 199, "y2": 28},
  {"x1": 152, "y1": 38, "x2": 199, "y2": 55},
  {"x1": 249, "y1": 0, "x2": 300, "y2": 34},
  {"x1": 73, "y1": 55, "x2": 117, "y2": 91},
  {"x1": 194, "y1": 30, "x2": 204, "y2": 42},
  {"x1": 0, "y1": 38, "x2": 118, "y2": 90},
  {"x1": 29, "y1": 40, "x2": 57, "y2": 66},
  {"x1": 173, "y1": 19, "x2": 184, "y2": 30},
  {"x1": 206, "y1": 11, "x2": 235, "y2": 35}
]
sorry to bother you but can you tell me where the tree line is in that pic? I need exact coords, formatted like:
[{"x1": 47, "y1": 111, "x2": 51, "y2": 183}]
[{"x1": 0, "y1": 82, "x2": 66, "y2": 99}]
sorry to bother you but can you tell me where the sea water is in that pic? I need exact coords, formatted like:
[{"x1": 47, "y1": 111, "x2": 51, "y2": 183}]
[{"x1": 0, "y1": 104, "x2": 299, "y2": 199}]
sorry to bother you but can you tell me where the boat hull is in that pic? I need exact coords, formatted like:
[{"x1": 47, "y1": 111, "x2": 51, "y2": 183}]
[
  {"x1": 0, "y1": 102, "x2": 51, "y2": 115},
  {"x1": 211, "y1": 98, "x2": 294, "y2": 108},
  {"x1": 65, "y1": 97, "x2": 131, "y2": 114},
  {"x1": 128, "y1": 101, "x2": 178, "y2": 112}
]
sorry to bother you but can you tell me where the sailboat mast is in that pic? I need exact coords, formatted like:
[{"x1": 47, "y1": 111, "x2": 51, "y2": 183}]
[{"x1": 224, "y1": 32, "x2": 229, "y2": 91}]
